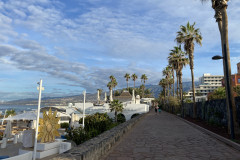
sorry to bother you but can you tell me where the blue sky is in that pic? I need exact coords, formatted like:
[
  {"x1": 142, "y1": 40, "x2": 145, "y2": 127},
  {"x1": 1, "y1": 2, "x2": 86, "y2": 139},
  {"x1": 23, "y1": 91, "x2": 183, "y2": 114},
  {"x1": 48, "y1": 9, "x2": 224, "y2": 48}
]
[{"x1": 0, "y1": 0, "x2": 240, "y2": 101}]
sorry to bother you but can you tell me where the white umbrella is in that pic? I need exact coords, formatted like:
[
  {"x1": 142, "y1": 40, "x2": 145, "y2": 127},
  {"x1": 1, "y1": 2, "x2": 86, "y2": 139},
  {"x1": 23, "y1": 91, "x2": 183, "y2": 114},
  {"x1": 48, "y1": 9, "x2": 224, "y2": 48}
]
[
  {"x1": 4, "y1": 120, "x2": 12, "y2": 138},
  {"x1": 3, "y1": 112, "x2": 43, "y2": 121}
]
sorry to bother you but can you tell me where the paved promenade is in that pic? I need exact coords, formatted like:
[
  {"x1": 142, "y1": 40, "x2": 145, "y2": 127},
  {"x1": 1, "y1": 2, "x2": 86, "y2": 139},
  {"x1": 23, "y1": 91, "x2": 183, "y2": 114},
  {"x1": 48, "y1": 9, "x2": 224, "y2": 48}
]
[{"x1": 101, "y1": 110, "x2": 240, "y2": 160}]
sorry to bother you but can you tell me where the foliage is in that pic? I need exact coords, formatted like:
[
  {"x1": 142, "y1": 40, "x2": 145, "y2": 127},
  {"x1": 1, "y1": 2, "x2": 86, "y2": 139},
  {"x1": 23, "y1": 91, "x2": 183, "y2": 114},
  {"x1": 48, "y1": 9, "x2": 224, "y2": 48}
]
[
  {"x1": 60, "y1": 122, "x2": 69, "y2": 129},
  {"x1": 208, "y1": 87, "x2": 226, "y2": 100},
  {"x1": 208, "y1": 86, "x2": 240, "y2": 100},
  {"x1": 109, "y1": 100, "x2": 124, "y2": 122},
  {"x1": 67, "y1": 112, "x2": 118, "y2": 145},
  {"x1": 66, "y1": 127, "x2": 90, "y2": 145},
  {"x1": 117, "y1": 113, "x2": 126, "y2": 123},
  {"x1": 79, "y1": 113, "x2": 113, "y2": 134},
  {"x1": 185, "y1": 99, "x2": 193, "y2": 103},
  {"x1": 233, "y1": 86, "x2": 240, "y2": 96},
  {"x1": 6, "y1": 109, "x2": 16, "y2": 117},
  {"x1": 114, "y1": 90, "x2": 120, "y2": 96},
  {"x1": 168, "y1": 96, "x2": 180, "y2": 107},
  {"x1": 168, "y1": 96, "x2": 181, "y2": 114},
  {"x1": 131, "y1": 113, "x2": 140, "y2": 119}
]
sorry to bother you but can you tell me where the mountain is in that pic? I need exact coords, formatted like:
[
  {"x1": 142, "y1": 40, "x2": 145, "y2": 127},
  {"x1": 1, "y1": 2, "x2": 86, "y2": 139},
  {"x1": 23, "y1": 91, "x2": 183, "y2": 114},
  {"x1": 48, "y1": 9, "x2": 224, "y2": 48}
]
[{"x1": 2, "y1": 81, "x2": 198, "y2": 105}]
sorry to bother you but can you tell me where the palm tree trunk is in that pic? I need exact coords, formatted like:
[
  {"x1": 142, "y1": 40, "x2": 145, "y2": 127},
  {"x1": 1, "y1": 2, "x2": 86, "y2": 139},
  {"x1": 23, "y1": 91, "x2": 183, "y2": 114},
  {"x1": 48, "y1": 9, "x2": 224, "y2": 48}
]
[
  {"x1": 221, "y1": 6, "x2": 239, "y2": 134},
  {"x1": 179, "y1": 70, "x2": 184, "y2": 117},
  {"x1": 115, "y1": 111, "x2": 117, "y2": 122},
  {"x1": 191, "y1": 67, "x2": 196, "y2": 118},
  {"x1": 172, "y1": 69, "x2": 175, "y2": 97},
  {"x1": 127, "y1": 80, "x2": 128, "y2": 89},
  {"x1": 189, "y1": 54, "x2": 196, "y2": 118},
  {"x1": 176, "y1": 71, "x2": 179, "y2": 98}
]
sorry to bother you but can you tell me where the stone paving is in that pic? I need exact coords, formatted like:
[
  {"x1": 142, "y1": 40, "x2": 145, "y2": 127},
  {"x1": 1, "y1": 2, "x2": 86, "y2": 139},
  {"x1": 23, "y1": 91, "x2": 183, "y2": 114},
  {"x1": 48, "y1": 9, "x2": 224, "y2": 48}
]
[{"x1": 101, "y1": 110, "x2": 240, "y2": 160}]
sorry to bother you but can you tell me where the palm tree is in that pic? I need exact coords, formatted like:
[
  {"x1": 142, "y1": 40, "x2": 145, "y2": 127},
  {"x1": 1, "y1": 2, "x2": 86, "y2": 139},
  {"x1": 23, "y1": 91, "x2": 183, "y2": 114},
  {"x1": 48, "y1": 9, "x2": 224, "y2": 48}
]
[
  {"x1": 109, "y1": 99, "x2": 124, "y2": 122},
  {"x1": 168, "y1": 46, "x2": 186, "y2": 98},
  {"x1": 141, "y1": 74, "x2": 148, "y2": 98},
  {"x1": 162, "y1": 66, "x2": 172, "y2": 97},
  {"x1": 200, "y1": 0, "x2": 238, "y2": 137},
  {"x1": 112, "y1": 79, "x2": 118, "y2": 95},
  {"x1": 131, "y1": 74, "x2": 138, "y2": 89},
  {"x1": 109, "y1": 75, "x2": 115, "y2": 81},
  {"x1": 124, "y1": 73, "x2": 130, "y2": 90},
  {"x1": 159, "y1": 78, "x2": 167, "y2": 100},
  {"x1": 176, "y1": 22, "x2": 202, "y2": 118}
]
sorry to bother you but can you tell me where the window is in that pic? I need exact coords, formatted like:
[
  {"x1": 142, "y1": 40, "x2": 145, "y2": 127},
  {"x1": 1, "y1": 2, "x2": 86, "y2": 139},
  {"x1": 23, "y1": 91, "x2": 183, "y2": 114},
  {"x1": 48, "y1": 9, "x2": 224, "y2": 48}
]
[{"x1": 238, "y1": 78, "x2": 240, "y2": 83}]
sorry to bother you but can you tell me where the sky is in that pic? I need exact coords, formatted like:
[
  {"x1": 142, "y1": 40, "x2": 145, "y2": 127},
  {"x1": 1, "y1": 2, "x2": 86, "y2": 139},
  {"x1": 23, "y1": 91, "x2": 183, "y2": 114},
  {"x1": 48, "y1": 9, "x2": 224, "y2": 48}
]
[{"x1": 0, "y1": 0, "x2": 240, "y2": 101}]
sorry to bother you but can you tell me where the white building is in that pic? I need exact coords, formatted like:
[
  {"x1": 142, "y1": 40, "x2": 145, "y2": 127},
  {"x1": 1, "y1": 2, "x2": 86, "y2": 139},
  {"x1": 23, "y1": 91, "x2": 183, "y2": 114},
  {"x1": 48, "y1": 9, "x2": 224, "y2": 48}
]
[{"x1": 186, "y1": 73, "x2": 224, "y2": 101}]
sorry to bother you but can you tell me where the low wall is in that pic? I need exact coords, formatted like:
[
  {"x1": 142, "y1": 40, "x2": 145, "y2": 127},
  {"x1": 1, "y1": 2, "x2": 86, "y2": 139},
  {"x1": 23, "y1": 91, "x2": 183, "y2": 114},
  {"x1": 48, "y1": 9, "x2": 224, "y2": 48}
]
[
  {"x1": 50, "y1": 113, "x2": 146, "y2": 160},
  {"x1": 183, "y1": 97, "x2": 240, "y2": 127}
]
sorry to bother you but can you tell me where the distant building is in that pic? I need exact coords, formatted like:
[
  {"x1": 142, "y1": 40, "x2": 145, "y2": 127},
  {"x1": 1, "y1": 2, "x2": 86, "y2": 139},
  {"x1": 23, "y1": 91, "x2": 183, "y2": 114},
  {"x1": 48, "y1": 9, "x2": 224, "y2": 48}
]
[
  {"x1": 185, "y1": 73, "x2": 224, "y2": 101},
  {"x1": 113, "y1": 90, "x2": 132, "y2": 102},
  {"x1": 222, "y1": 62, "x2": 240, "y2": 87}
]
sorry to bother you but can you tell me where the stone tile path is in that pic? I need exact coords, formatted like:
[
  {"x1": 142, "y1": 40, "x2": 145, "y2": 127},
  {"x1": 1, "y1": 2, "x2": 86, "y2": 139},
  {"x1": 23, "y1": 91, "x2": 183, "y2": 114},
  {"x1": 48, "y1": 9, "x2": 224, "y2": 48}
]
[{"x1": 101, "y1": 110, "x2": 240, "y2": 160}]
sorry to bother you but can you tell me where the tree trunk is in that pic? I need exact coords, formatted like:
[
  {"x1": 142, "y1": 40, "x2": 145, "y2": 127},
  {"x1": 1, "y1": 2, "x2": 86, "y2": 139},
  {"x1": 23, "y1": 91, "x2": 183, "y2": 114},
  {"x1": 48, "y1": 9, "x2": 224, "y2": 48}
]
[
  {"x1": 179, "y1": 70, "x2": 184, "y2": 117},
  {"x1": 115, "y1": 111, "x2": 117, "y2": 122},
  {"x1": 176, "y1": 71, "x2": 179, "y2": 98},
  {"x1": 172, "y1": 68, "x2": 175, "y2": 97},
  {"x1": 221, "y1": 6, "x2": 239, "y2": 135},
  {"x1": 191, "y1": 67, "x2": 196, "y2": 118},
  {"x1": 127, "y1": 80, "x2": 128, "y2": 89}
]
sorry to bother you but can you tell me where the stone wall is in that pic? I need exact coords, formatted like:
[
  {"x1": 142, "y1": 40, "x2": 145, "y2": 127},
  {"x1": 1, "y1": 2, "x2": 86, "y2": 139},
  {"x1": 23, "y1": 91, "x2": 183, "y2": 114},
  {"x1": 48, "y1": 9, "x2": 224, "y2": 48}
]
[
  {"x1": 183, "y1": 97, "x2": 240, "y2": 127},
  {"x1": 50, "y1": 113, "x2": 146, "y2": 160}
]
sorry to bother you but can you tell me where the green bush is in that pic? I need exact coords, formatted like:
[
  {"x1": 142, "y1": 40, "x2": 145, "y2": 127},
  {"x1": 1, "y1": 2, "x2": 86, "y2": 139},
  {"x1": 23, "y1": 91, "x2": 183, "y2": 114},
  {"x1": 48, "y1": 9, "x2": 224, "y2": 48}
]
[
  {"x1": 79, "y1": 112, "x2": 113, "y2": 135},
  {"x1": 67, "y1": 112, "x2": 120, "y2": 145},
  {"x1": 117, "y1": 113, "x2": 126, "y2": 123},
  {"x1": 60, "y1": 122, "x2": 69, "y2": 129},
  {"x1": 66, "y1": 127, "x2": 90, "y2": 145},
  {"x1": 131, "y1": 113, "x2": 140, "y2": 119}
]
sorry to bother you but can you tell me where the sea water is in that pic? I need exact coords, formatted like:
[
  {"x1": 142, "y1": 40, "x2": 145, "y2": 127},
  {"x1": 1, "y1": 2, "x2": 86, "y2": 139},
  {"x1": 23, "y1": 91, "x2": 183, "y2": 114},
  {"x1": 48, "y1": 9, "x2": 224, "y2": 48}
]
[{"x1": 0, "y1": 105, "x2": 40, "y2": 114}]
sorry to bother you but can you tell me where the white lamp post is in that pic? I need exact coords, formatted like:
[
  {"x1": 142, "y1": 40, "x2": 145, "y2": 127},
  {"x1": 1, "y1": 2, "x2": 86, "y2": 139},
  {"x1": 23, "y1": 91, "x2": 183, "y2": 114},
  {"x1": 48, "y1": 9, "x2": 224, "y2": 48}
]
[
  {"x1": 33, "y1": 79, "x2": 44, "y2": 160},
  {"x1": 82, "y1": 90, "x2": 86, "y2": 128}
]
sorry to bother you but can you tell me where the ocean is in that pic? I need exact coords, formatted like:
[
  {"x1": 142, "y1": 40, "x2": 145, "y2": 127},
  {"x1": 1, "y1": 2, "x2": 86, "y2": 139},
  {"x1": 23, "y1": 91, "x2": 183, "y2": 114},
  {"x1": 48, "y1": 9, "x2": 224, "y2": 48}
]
[{"x1": 0, "y1": 105, "x2": 41, "y2": 114}]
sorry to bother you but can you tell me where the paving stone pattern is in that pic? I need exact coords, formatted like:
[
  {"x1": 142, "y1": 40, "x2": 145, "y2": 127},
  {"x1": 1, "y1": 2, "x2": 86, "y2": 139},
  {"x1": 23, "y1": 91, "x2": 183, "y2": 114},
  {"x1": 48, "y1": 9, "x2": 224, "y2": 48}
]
[{"x1": 101, "y1": 110, "x2": 240, "y2": 160}]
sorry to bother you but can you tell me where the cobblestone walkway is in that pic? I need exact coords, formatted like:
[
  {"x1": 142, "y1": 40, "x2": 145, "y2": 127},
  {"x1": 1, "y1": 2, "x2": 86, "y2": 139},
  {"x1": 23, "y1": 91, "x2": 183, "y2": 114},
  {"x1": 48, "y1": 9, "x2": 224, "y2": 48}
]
[{"x1": 101, "y1": 110, "x2": 240, "y2": 160}]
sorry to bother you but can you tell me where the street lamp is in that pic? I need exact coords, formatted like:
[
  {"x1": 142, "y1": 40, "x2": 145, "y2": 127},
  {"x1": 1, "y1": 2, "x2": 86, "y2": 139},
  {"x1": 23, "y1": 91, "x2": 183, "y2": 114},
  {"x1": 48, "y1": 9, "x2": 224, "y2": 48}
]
[
  {"x1": 33, "y1": 79, "x2": 44, "y2": 160},
  {"x1": 212, "y1": 55, "x2": 223, "y2": 60},
  {"x1": 212, "y1": 52, "x2": 235, "y2": 139},
  {"x1": 82, "y1": 90, "x2": 86, "y2": 128}
]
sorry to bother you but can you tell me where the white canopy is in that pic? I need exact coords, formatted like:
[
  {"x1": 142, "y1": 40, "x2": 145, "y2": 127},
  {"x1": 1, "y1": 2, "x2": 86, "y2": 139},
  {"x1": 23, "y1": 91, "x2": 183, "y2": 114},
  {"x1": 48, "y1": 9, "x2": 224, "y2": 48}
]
[{"x1": 3, "y1": 112, "x2": 43, "y2": 121}]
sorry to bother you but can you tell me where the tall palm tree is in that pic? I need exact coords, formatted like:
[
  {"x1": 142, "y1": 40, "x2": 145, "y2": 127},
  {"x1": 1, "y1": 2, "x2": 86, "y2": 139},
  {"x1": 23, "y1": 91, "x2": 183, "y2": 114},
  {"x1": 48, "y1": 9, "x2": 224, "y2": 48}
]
[
  {"x1": 162, "y1": 66, "x2": 172, "y2": 97},
  {"x1": 109, "y1": 75, "x2": 115, "y2": 81},
  {"x1": 109, "y1": 99, "x2": 124, "y2": 122},
  {"x1": 168, "y1": 46, "x2": 186, "y2": 98},
  {"x1": 200, "y1": 0, "x2": 238, "y2": 137},
  {"x1": 141, "y1": 74, "x2": 148, "y2": 98},
  {"x1": 176, "y1": 22, "x2": 202, "y2": 118},
  {"x1": 131, "y1": 74, "x2": 138, "y2": 89},
  {"x1": 159, "y1": 78, "x2": 167, "y2": 100},
  {"x1": 124, "y1": 73, "x2": 130, "y2": 90}
]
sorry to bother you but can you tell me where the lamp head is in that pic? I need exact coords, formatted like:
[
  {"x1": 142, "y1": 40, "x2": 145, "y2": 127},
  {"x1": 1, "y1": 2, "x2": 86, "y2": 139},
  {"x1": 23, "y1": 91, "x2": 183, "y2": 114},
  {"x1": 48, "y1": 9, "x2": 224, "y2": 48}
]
[{"x1": 212, "y1": 55, "x2": 223, "y2": 60}]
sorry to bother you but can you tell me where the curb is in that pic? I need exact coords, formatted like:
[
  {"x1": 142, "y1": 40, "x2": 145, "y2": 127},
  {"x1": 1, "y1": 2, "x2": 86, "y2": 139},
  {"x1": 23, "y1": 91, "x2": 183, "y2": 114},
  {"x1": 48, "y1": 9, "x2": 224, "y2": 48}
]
[{"x1": 164, "y1": 111, "x2": 240, "y2": 152}]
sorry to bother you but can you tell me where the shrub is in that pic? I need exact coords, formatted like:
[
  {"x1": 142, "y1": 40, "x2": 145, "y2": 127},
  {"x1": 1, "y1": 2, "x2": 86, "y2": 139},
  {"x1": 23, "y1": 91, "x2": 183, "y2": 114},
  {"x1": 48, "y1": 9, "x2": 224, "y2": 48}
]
[
  {"x1": 60, "y1": 122, "x2": 69, "y2": 129},
  {"x1": 117, "y1": 113, "x2": 126, "y2": 123},
  {"x1": 131, "y1": 113, "x2": 140, "y2": 119},
  {"x1": 66, "y1": 127, "x2": 90, "y2": 145},
  {"x1": 79, "y1": 112, "x2": 113, "y2": 134}
]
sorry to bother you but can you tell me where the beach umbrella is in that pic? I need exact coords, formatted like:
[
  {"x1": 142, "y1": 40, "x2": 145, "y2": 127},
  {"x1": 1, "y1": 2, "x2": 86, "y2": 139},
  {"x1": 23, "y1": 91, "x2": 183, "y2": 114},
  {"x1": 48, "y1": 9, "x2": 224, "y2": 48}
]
[{"x1": 4, "y1": 120, "x2": 12, "y2": 138}]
